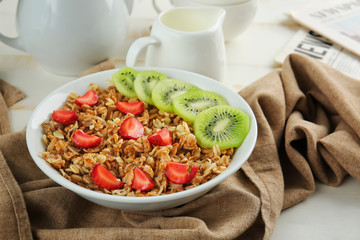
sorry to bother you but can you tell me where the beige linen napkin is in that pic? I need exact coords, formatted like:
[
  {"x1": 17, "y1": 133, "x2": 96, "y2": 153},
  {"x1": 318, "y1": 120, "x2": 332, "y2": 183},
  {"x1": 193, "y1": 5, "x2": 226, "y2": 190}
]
[{"x1": 1, "y1": 54, "x2": 360, "y2": 240}]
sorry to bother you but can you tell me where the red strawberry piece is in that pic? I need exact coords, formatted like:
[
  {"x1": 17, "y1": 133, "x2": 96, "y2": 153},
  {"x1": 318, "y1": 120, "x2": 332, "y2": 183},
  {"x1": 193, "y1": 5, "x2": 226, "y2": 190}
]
[
  {"x1": 52, "y1": 110, "x2": 78, "y2": 125},
  {"x1": 131, "y1": 167, "x2": 155, "y2": 191},
  {"x1": 92, "y1": 164, "x2": 124, "y2": 190},
  {"x1": 147, "y1": 128, "x2": 172, "y2": 146},
  {"x1": 75, "y1": 90, "x2": 98, "y2": 106},
  {"x1": 119, "y1": 117, "x2": 144, "y2": 139},
  {"x1": 72, "y1": 129, "x2": 101, "y2": 148},
  {"x1": 116, "y1": 101, "x2": 145, "y2": 115},
  {"x1": 166, "y1": 162, "x2": 199, "y2": 185}
]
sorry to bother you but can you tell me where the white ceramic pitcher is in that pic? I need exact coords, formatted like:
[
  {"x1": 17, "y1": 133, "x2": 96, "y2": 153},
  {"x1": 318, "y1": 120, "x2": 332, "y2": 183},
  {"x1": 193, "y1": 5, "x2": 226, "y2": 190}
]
[
  {"x1": 0, "y1": 0, "x2": 134, "y2": 76},
  {"x1": 152, "y1": 0, "x2": 258, "y2": 42},
  {"x1": 126, "y1": 7, "x2": 226, "y2": 81}
]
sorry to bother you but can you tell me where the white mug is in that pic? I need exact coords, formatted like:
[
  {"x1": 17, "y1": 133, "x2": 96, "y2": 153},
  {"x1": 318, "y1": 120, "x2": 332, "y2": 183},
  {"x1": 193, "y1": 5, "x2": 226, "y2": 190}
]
[
  {"x1": 0, "y1": 0, "x2": 134, "y2": 76},
  {"x1": 152, "y1": 0, "x2": 258, "y2": 42},
  {"x1": 126, "y1": 7, "x2": 226, "y2": 81}
]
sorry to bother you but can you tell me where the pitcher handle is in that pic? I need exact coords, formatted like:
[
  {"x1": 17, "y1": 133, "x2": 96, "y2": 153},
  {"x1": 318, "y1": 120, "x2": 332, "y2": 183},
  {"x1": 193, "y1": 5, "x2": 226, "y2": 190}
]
[
  {"x1": 152, "y1": 0, "x2": 173, "y2": 13},
  {"x1": 151, "y1": 0, "x2": 161, "y2": 13},
  {"x1": 0, "y1": 0, "x2": 25, "y2": 51},
  {"x1": 124, "y1": 0, "x2": 134, "y2": 15},
  {"x1": 126, "y1": 36, "x2": 160, "y2": 67}
]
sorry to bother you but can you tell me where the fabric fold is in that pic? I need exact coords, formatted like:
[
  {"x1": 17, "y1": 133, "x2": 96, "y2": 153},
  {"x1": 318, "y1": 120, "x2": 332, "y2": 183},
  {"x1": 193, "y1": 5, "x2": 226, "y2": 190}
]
[
  {"x1": 0, "y1": 79, "x2": 26, "y2": 135},
  {"x1": 279, "y1": 54, "x2": 360, "y2": 210},
  {"x1": 0, "y1": 80, "x2": 32, "y2": 240}
]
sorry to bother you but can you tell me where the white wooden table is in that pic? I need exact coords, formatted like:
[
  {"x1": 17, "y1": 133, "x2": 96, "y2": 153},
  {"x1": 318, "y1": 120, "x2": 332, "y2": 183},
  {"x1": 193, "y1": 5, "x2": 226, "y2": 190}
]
[{"x1": 0, "y1": 0, "x2": 359, "y2": 239}]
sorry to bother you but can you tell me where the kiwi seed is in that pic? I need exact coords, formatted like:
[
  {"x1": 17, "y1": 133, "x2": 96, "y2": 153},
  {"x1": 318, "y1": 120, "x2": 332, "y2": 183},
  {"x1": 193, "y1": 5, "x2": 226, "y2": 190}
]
[
  {"x1": 194, "y1": 105, "x2": 250, "y2": 150},
  {"x1": 151, "y1": 79, "x2": 199, "y2": 112},
  {"x1": 112, "y1": 67, "x2": 138, "y2": 98},
  {"x1": 134, "y1": 70, "x2": 167, "y2": 105},
  {"x1": 173, "y1": 89, "x2": 228, "y2": 123}
]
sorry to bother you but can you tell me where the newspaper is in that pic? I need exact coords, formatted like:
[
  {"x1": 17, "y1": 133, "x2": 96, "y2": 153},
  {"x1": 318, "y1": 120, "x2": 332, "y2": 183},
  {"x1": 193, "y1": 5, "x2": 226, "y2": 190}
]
[
  {"x1": 288, "y1": 0, "x2": 360, "y2": 57},
  {"x1": 275, "y1": 29, "x2": 360, "y2": 80}
]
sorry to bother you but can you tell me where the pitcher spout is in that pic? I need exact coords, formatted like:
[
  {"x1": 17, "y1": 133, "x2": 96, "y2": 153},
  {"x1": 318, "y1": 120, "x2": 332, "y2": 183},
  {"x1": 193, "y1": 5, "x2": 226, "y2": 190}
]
[{"x1": 204, "y1": 7, "x2": 226, "y2": 32}]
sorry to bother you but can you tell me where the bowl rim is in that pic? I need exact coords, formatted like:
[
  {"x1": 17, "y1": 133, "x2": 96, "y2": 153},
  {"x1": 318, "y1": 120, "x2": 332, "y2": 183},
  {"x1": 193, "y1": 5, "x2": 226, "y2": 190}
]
[{"x1": 26, "y1": 67, "x2": 257, "y2": 204}]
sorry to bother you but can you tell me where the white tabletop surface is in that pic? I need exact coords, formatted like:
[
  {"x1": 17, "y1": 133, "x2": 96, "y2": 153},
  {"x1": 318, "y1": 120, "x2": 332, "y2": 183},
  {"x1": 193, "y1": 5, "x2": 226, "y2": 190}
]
[{"x1": 0, "y1": 0, "x2": 359, "y2": 239}]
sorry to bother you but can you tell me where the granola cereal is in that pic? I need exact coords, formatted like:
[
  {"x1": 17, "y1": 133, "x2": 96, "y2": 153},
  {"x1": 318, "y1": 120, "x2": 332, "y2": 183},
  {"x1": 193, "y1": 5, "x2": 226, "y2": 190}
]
[{"x1": 40, "y1": 83, "x2": 234, "y2": 196}]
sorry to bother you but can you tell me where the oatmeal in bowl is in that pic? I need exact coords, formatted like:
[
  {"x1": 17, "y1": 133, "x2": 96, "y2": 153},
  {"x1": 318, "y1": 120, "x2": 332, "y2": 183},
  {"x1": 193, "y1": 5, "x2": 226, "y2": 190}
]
[{"x1": 26, "y1": 67, "x2": 257, "y2": 210}]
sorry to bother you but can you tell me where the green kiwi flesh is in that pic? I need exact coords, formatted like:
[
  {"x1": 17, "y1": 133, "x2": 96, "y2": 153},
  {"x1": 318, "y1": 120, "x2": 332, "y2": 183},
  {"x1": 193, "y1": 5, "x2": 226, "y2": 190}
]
[
  {"x1": 112, "y1": 67, "x2": 138, "y2": 98},
  {"x1": 173, "y1": 89, "x2": 229, "y2": 123},
  {"x1": 134, "y1": 70, "x2": 167, "y2": 105},
  {"x1": 194, "y1": 105, "x2": 250, "y2": 150},
  {"x1": 151, "y1": 79, "x2": 199, "y2": 112}
]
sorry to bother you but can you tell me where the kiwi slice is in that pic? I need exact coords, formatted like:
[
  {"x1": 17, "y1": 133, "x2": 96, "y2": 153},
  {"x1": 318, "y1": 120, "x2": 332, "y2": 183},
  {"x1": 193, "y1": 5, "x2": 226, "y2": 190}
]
[
  {"x1": 173, "y1": 89, "x2": 229, "y2": 123},
  {"x1": 151, "y1": 79, "x2": 199, "y2": 112},
  {"x1": 194, "y1": 105, "x2": 250, "y2": 150},
  {"x1": 112, "y1": 67, "x2": 138, "y2": 98},
  {"x1": 134, "y1": 70, "x2": 167, "y2": 105}
]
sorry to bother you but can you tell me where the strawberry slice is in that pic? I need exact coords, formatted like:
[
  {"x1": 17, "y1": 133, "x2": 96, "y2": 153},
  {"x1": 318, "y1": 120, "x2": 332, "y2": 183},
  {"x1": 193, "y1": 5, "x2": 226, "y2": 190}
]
[
  {"x1": 131, "y1": 167, "x2": 155, "y2": 191},
  {"x1": 119, "y1": 117, "x2": 144, "y2": 139},
  {"x1": 166, "y1": 162, "x2": 199, "y2": 185},
  {"x1": 75, "y1": 90, "x2": 98, "y2": 106},
  {"x1": 147, "y1": 128, "x2": 172, "y2": 146},
  {"x1": 116, "y1": 101, "x2": 145, "y2": 115},
  {"x1": 92, "y1": 164, "x2": 124, "y2": 190},
  {"x1": 52, "y1": 110, "x2": 78, "y2": 125},
  {"x1": 72, "y1": 129, "x2": 101, "y2": 148}
]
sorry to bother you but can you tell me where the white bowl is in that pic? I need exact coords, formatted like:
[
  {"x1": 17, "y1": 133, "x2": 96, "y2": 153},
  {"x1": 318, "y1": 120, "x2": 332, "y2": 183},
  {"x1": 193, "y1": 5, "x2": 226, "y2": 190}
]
[{"x1": 26, "y1": 67, "x2": 257, "y2": 211}]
